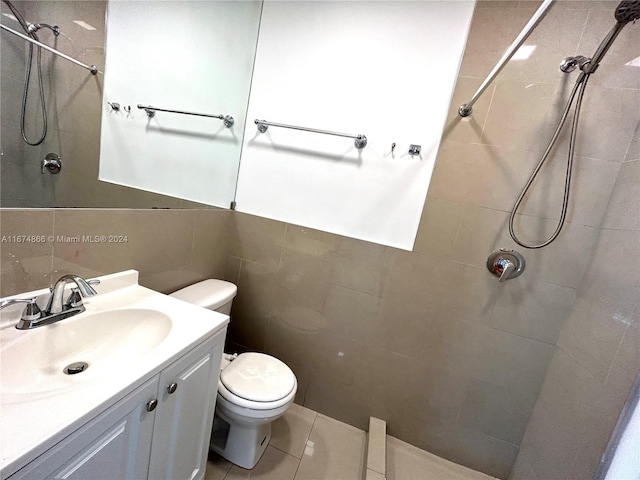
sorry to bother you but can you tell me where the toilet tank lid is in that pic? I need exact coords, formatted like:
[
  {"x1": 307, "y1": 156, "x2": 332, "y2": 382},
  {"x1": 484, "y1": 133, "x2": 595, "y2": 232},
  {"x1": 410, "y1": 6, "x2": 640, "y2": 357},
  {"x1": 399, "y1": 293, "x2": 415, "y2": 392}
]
[{"x1": 170, "y1": 279, "x2": 237, "y2": 310}]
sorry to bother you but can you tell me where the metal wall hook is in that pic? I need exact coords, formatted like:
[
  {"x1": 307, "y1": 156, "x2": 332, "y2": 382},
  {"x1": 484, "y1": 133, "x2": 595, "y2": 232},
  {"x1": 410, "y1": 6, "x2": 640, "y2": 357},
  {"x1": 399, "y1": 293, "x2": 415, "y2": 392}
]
[
  {"x1": 107, "y1": 102, "x2": 120, "y2": 112},
  {"x1": 409, "y1": 144, "x2": 421, "y2": 156}
]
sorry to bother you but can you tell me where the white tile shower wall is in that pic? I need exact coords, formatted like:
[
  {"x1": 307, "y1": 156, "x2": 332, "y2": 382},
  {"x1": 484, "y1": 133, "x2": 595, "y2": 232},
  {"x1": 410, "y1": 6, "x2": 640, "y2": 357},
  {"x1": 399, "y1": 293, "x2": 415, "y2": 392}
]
[{"x1": 235, "y1": 1, "x2": 475, "y2": 250}]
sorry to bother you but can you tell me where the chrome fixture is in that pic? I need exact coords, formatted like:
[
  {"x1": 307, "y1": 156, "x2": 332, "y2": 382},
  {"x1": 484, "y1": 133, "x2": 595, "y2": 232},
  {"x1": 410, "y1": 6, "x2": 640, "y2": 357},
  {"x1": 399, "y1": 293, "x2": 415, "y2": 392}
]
[
  {"x1": 487, "y1": 249, "x2": 525, "y2": 282},
  {"x1": 107, "y1": 102, "x2": 121, "y2": 112},
  {"x1": 0, "y1": 24, "x2": 99, "y2": 75},
  {"x1": 27, "y1": 22, "x2": 60, "y2": 36},
  {"x1": 47, "y1": 275, "x2": 98, "y2": 314},
  {"x1": 0, "y1": 275, "x2": 100, "y2": 330},
  {"x1": 559, "y1": 55, "x2": 590, "y2": 73},
  {"x1": 509, "y1": 0, "x2": 640, "y2": 249},
  {"x1": 41, "y1": 153, "x2": 61, "y2": 174},
  {"x1": 458, "y1": 0, "x2": 555, "y2": 117},
  {"x1": 136, "y1": 104, "x2": 234, "y2": 127},
  {"x1": 0, "y1": 297, "x2": 41, "y2": 322},
  {"x1": 63, "y1": 361, "x2": 89, "y2": 375},
  {"x1": 408, "y1": 144, "x2": 421, "y2": 156},
  {"x1": 255, "y1": 119, "x2": 368, "y2": 149}
]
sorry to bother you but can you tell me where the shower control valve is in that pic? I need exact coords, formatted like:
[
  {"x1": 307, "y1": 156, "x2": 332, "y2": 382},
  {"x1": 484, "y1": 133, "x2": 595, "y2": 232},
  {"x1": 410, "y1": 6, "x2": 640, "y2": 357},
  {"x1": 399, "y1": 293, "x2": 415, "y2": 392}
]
[
  {"x1": 42, "y1": 153, "x2": 61, "y2": 175},
  {"x1": 487, "y1": 248, "x2": 525, "y2": 282}
]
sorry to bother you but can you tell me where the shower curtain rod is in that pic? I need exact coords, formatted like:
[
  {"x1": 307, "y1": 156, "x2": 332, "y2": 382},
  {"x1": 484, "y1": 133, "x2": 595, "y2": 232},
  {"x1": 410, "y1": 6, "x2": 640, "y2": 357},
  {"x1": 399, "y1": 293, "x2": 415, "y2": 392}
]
[
  {"x1": 0, "y1": 23, "x2": 99, "y2": 75},
  {"x1": 458, "y1": 0, "x2": 555, "y2": 117}
]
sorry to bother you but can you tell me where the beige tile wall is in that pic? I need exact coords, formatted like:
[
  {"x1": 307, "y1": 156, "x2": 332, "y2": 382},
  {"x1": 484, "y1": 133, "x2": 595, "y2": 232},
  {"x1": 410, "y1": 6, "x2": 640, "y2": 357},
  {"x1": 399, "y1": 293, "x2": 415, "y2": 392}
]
[
  {"x1": 0, "y1": 208, "x2": 232, "y2": 296},
  {"x1": 0, "y1": 1, "x2": 638, "y2": 479}
]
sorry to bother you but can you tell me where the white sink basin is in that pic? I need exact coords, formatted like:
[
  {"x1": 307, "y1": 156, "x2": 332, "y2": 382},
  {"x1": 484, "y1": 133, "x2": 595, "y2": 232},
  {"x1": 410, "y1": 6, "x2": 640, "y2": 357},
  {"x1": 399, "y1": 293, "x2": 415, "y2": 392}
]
[{"x1": 1, "y1": 308, "x2": 172, "y2": 397}]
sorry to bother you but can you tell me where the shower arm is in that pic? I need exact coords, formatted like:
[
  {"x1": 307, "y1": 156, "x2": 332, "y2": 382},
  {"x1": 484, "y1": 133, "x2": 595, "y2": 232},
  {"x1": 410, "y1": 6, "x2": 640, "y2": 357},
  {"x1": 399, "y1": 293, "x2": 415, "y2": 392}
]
[
  {"x1": 0, "y1": 23, "x2": 99, "y2": 75},
  {"x1": 458, "y1": 0, "x2": 555, "y2": 117}
]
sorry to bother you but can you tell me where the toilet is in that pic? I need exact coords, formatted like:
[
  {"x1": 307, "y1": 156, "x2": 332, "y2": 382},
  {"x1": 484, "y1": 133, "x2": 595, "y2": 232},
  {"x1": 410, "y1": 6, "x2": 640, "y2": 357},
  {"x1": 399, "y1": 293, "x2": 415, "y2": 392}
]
[{"x1": 170, "y1": 279, "x2": 297, "y2": 469}]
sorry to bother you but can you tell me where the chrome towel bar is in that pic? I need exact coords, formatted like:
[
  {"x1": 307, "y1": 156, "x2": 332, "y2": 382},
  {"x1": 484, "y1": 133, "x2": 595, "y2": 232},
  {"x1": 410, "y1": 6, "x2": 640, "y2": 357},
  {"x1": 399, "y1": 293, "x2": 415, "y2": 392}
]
[
  {"x1": 137, "y1": 105, "x2": 234, "y2": 127},
  {"x1": 255, "y1": 119, "x2": 367, "y2": 149},
  {"x1": 0, "y1": 23, "x2": 99, "y2": 75}
]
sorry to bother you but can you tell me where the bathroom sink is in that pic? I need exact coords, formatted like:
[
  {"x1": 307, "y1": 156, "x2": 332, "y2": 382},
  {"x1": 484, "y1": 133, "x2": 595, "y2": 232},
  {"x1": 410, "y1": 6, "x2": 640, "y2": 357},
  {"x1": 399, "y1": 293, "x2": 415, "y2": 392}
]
[
  {"x1": 1, "y1": 308, "x2": 172, "y2": 398},
  {"x1": 0, "y1": 270, "x2": 230, "y2": 478}
]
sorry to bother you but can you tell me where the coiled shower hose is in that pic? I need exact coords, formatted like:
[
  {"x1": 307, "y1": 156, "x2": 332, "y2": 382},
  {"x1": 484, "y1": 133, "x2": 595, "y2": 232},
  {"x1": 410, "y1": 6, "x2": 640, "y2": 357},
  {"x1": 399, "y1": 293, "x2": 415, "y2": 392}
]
[
  {"x1": 3, "y1": 0, "x2": 49, "y2": 146},
  {"x1": 508, "y1": 72, "x2": 591, "y2": 249}
]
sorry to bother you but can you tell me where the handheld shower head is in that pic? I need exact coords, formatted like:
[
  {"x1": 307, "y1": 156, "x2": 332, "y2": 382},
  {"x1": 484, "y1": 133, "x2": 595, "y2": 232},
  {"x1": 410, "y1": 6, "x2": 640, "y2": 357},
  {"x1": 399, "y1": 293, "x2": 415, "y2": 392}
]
[{"x1": 615, "y1": 1, "x2": 640, "y2": 23}]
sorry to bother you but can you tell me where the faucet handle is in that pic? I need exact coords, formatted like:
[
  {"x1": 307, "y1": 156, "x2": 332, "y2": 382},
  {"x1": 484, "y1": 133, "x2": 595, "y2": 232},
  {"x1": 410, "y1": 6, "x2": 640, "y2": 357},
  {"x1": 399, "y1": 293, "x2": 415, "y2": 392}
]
[
  {"x1": 0, "y1": 297, "x2": 42, "y2": 322},
  {"x1": 64, "y1": 289, "x2": 83, "y2": 309},
  {"x1": 64, "y1": 281, "x2": 99, "y2": 308},
  {"x1": 486, "y1": 249, "x2": 525, "y2": 282}
]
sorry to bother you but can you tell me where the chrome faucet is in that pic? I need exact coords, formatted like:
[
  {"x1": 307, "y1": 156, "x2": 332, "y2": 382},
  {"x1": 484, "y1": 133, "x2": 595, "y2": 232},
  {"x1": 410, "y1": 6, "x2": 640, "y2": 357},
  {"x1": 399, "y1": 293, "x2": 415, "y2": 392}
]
[
  {"x1": 47, "y1": 274, "x2": 98, "y2": 314},
  {"x1": 0, "y1": 274, "x2": 99, "y2": 330}
]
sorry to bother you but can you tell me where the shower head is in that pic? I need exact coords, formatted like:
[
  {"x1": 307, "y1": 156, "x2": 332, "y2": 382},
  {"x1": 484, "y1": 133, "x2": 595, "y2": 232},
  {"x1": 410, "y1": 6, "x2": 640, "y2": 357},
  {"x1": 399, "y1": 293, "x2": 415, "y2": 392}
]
[
  {"x1": 578, "y1": 1, "x2": 640, "y2": 75},
  {"x1": 615, "y1": 1, "x2": 640, "y2": 23}
]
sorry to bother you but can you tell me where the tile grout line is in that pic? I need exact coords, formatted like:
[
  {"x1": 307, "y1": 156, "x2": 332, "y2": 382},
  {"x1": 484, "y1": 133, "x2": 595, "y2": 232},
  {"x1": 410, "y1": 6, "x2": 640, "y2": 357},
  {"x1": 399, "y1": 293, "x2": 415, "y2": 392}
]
[{"x1": 291, "y1": 412, "x2": 319, "y2": 480}]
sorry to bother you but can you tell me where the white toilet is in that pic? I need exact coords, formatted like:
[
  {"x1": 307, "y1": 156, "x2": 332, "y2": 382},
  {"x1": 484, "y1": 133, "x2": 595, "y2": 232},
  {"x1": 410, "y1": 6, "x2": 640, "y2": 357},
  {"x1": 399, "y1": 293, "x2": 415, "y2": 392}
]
[{"x1": 170, "y1": 279, "x2": 297, "y2": 469}]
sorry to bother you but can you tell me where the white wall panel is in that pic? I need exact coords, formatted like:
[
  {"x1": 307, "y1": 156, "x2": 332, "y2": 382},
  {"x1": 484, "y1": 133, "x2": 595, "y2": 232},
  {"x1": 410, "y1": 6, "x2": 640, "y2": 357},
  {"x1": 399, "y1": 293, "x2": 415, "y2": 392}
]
[
  {"x1": 99, "y1": 1, "x2": 262, "y2": 208},
  {"x1": 235, "y1": 1, "x2": 475, "y2": 250}
]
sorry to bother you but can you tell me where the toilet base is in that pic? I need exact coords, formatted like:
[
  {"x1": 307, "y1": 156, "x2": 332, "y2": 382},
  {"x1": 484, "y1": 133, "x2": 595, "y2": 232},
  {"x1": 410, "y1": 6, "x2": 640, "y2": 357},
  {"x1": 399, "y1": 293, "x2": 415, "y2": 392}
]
[{"x1": 210, "y1": 410, "x2": 271, "y2": 469}]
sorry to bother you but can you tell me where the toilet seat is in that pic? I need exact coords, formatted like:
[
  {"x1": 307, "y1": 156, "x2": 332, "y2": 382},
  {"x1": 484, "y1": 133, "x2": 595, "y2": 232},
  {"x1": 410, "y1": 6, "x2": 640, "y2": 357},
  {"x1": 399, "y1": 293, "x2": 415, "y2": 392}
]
[{"x1": 218, "y1": 352, "x2": 296, "y2": 410}]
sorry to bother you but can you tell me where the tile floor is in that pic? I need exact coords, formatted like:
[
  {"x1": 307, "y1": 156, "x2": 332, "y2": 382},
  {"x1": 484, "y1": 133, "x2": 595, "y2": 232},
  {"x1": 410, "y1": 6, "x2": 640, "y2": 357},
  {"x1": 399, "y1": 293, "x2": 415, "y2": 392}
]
[
  {"x1": 206, "y1": 404, "x2": 497, "y2": 480},
  {"x1": 205, "y1": 404, "x2": 366, "y2": 480}
]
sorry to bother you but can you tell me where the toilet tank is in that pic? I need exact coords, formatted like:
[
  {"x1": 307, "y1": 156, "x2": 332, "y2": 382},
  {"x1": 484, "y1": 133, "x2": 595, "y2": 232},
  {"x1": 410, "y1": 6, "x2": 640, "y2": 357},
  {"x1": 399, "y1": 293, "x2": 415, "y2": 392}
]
[{"x1": 170, "y1": 279, "x2": 237, "y2": 315}]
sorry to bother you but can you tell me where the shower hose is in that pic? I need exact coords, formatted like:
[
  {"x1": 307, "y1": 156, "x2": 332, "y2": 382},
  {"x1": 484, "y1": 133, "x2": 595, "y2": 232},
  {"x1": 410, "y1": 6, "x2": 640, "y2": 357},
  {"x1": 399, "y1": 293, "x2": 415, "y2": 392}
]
[{"x1": 508, "y1": 72, "x2": 591, "y2": 249}]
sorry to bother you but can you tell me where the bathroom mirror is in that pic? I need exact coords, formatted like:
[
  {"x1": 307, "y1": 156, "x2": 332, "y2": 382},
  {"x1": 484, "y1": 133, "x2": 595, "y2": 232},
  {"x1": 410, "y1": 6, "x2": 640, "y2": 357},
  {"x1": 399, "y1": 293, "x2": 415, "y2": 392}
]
[{"x1": 0, "y1": 0, "x2": 262, "y2": 209}]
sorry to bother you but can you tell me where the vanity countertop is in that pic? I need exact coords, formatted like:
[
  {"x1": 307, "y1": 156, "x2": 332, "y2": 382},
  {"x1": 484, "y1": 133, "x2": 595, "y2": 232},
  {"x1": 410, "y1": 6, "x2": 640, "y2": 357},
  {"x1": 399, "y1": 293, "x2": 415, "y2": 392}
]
[{"x1": 0, "y1": 270, "x2": 229, "y2": 478}]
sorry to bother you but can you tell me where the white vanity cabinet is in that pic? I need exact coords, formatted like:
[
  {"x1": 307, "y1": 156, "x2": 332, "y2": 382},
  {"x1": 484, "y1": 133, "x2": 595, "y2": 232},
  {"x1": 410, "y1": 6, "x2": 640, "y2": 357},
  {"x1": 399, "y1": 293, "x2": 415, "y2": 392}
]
[
  {"x1": 148, "y1": 332, "x2": 222, "y2": 480},
  {"x1": 8, "y1": 331, "x2": 224, "y2": 480},
  {"x1": 7, "y1": 377, "x2": 159, "y2": 480}
]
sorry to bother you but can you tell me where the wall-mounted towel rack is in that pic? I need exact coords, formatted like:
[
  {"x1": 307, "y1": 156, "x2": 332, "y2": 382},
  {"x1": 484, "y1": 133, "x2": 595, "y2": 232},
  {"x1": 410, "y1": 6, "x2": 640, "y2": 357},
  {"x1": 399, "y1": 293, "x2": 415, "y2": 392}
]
[
  {"x1": 137, "y1": 105, "x2": 234, "y2": 127},
  {"x1": 255, "y1": 119, "x2": 367, "y2": 149},
  {"x1": 0, "y1": 23, "x2": 99, "y2": 75}
]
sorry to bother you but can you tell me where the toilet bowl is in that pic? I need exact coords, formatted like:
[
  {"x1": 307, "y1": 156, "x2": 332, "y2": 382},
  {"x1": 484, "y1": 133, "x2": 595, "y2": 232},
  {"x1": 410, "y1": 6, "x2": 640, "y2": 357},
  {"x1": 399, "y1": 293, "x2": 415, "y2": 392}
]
[{"x1": 170, "y1": 280, "x2": 297, "y2": 469}]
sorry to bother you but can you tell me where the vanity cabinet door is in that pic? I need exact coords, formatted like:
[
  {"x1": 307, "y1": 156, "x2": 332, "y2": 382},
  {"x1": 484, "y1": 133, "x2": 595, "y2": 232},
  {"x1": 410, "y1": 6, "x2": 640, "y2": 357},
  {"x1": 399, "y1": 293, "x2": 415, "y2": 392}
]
[
  {"x1": 9, "y1": 377, "x2": 159, "y2": 480},
  {"x1": 148, "y1": 332, "x2": 224, "y2": 480}
]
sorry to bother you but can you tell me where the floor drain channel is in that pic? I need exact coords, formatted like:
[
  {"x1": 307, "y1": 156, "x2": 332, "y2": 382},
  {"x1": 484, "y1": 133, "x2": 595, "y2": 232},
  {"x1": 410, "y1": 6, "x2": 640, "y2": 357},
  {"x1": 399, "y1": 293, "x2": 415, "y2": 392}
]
[{"x1": 64, "y1": 362, "x2": 89, "y2": 375}]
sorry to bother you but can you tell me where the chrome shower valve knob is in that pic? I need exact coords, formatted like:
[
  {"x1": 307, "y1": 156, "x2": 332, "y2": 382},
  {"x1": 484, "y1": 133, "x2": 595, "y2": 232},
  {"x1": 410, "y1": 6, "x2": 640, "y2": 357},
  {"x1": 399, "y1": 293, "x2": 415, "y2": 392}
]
[
  {"x1": 41, "y1": 153, "x2": 61, "y2": 174},
  {"x1": 487, "y1": 248, "x2": 525, "y2": 282}
]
